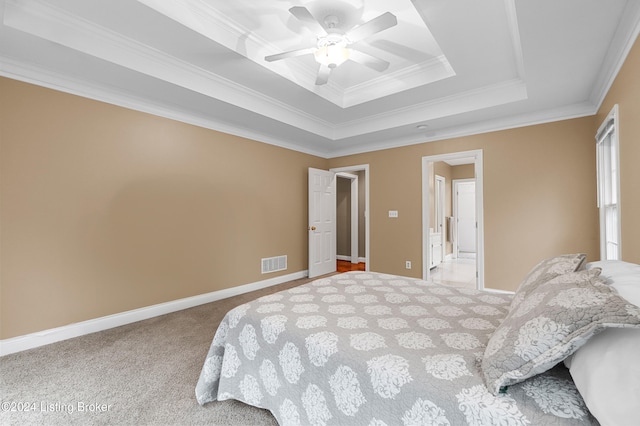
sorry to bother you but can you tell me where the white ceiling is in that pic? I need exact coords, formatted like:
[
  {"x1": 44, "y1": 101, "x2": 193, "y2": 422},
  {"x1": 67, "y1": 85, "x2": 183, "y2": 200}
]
[{"x1": 1, "y1": 0, "x2": 639, "y2": 158}]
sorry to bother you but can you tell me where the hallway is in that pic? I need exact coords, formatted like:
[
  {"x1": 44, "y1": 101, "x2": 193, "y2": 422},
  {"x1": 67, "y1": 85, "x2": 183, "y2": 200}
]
[{"x1": 337, "y1": 259, "x2": 366, "y2": 272}]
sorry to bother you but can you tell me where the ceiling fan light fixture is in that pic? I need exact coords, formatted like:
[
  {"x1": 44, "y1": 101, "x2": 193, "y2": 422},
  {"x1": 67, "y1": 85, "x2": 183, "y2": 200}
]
[
  {"x1": 268, "y1": 7, "x2": 397, "y2": 84},
  {"x1": 314, "y1": 43, "x2": 351, "y2": 68},
  {"x1": 314, "y1": 34, "x2": 351, "y2": 68}
]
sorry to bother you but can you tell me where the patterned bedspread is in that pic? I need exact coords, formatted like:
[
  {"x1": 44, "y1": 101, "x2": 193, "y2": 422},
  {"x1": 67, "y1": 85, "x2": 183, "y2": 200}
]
[{"x1": 196, "y1": 272, "x2": 598, "y2": 425}]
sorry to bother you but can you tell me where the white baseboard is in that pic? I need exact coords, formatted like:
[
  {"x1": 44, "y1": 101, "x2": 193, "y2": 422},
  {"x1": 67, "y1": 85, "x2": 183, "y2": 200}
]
[{"x1": 0, "y1": 270, "x2": 308, "y2": 357}]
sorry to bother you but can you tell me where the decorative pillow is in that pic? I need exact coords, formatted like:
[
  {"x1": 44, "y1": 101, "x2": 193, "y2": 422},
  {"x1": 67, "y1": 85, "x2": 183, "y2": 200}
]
[
  {"x1": 509, "y1": 253, "x2": 586, "y2": 311},
  {"x1": 481, "y1": 268, "x2": 640, "y2": 395}
]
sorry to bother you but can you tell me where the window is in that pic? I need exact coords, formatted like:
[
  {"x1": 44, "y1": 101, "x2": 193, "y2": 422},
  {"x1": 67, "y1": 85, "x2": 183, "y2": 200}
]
[{"x1": 596, "y1": 104, "x2": 621, "y2": 260}]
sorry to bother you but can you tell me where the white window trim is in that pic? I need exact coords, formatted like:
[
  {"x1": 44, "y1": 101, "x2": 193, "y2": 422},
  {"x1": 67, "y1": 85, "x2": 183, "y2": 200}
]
[{"x1": 596, "y1": 104, "x2": 621, "y2": 260}]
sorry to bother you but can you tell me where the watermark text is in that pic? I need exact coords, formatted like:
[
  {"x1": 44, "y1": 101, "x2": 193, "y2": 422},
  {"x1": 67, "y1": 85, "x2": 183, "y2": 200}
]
[{"x1": 1, "y1": 400, "x2": 113, "y2": 414}]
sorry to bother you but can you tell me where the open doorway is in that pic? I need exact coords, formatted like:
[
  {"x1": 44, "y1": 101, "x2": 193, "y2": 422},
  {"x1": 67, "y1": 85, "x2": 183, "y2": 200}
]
[
  {"x1": 333, "y1": 165, "x2": 369, "y2": 272},
  {"x1": 422, "y1": 151, "x2": 484, "y2": 289}
]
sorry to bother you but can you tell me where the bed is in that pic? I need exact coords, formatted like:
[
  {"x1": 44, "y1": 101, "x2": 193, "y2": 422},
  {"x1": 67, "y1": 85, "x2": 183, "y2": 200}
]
[{"x1": 196, "y1": 255, "x2": 640, "y2": 425}]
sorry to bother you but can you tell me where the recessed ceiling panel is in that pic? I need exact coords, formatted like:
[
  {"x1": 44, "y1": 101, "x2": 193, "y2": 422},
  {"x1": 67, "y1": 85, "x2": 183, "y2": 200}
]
[{"x1": 137, "y1": 0, "x2": 455, "y2": 107}]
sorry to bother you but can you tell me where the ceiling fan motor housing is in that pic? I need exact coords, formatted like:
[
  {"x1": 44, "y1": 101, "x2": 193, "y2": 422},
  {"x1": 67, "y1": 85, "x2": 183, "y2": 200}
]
[{"x1": 323, "y1": 15, "x2": 341, "y2": 31}]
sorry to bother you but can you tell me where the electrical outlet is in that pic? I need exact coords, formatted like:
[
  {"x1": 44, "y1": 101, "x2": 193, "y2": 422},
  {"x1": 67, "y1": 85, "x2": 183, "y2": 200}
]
[{"x1": 405, "y1": 261, "x2": 411, "y2": 269}]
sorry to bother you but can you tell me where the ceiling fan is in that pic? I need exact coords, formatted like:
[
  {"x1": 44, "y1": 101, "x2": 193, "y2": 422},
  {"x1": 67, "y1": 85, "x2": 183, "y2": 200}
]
[{"x1": 265, "y1": 6, "x2": 398, "y2": 85}]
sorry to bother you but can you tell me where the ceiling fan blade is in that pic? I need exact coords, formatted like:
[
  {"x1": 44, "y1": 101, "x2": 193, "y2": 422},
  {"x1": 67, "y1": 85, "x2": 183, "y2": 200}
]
[
  {"x1": 315, "y1": 64, "x2": 331, "y2": 85},
  {"x1": 345, "y1": 12, "x2": 397, "y2": 43},
  {"x1": 265, "y1": 47, "x2": 315, "y2": 62},
  {"x1": 349, "y1": 49, "x2": 390, "y2": 72},
  {"x1": 289, "y1": 6, "x2": 327, "y2": 36}
]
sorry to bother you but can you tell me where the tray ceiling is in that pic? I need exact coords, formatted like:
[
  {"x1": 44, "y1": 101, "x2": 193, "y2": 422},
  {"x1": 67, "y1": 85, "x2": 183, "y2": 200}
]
[{"x1": 1, "y1": 0, "x2": 639, "y2": 157}]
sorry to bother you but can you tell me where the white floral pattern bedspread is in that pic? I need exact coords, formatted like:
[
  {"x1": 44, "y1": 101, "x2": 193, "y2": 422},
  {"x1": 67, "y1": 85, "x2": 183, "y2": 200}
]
[{"x1": 196, "y1": 272, "x2": 598, "y2": 425}]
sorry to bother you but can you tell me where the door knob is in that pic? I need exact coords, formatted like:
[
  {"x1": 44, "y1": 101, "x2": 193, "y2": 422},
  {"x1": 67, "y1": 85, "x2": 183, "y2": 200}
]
[{"x1": 308, "y1": 226, "x2": 316, "y2": 231}]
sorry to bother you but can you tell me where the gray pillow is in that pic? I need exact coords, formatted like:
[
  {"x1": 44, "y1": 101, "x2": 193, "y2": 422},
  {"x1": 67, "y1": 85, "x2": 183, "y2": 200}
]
[
  {"x1": 509, "y1": 253, "x2": 586, "y2": 312},
  {"x1": 482, "y1": 268, "x2": 640, "y2": 395}
]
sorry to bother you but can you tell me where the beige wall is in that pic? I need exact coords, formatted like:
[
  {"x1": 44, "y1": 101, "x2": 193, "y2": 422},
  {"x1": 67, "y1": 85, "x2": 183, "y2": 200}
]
[
  {"x1": 452, "y1": 164, "x2": 474, "y2": 180},
  {"x1": 0, "y1": 78, "x2": 327, "y2": 339},
  {"x1": 595, "y1": 37, "x2": 640, "y2": 263},
  {"x1": 329, "y1": 117, "x2": 600, "y2": 291}
]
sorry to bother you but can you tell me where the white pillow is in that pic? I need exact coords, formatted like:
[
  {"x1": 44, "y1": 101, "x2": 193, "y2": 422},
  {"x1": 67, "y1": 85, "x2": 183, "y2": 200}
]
[
  {"x1": 585, "y1": 260, "x2": 640, "y2": 306},
  {"x1": 566, "y1": 328, "x2": 640, "y2": 426},
  {"x1": 567, "y1": 260, "x2": 640, "y2": 426}
]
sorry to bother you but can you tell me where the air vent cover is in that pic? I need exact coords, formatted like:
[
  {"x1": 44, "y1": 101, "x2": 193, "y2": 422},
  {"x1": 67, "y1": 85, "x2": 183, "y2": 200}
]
[{"x1": 261, "y1": 255, "x2": 287, "y2": 274}]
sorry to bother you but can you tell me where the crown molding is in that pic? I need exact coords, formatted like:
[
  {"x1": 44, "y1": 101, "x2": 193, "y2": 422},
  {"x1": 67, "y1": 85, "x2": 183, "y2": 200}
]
[
  {"x1": 333, "y1": 78, "x2": 528, "y2": 140},
  {"x1": 0, "y1": 53, "x2": 602, "y2": 161},
  {"x1": 4, "y1": 0, "x2": 335, "y2": 137},
  {"x1": 589, "y1": 0, "x2": 640, "y2": 109},
  {"x1": 341, "y1": 55, "x2": 456, "y2": 108},
  {"x1": 0, "y1": 55, "x2": 331, "y2": 158},
  {"x1": 327, "y1": 100, "x2": 597, "y2": 158}
]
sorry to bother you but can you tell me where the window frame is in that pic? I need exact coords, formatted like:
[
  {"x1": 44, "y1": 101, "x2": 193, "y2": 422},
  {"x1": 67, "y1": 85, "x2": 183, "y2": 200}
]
[{"x1": 596, "y1": 104, "x2": 622, "y2": 260}]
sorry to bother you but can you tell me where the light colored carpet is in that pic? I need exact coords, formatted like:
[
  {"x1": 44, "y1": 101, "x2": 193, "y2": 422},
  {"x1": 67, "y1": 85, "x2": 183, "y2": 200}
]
[{"x1": 0, "y1": 276, "x2": 316, "y2": 426}]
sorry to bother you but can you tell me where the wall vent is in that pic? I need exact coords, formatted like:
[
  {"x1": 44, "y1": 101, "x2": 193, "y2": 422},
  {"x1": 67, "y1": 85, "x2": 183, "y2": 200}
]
[{"x1": 261, "y1": 255, "x2": 287, "y2": 274}]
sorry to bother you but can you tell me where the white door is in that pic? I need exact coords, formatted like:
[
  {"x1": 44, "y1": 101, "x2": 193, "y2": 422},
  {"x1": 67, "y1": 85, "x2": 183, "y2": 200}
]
[
  {"x1": 455, "y1": 181, "x2": 476, "y2": 255},
  {"x1": 308, "y1": 168, "x2": 337, "y2": 278}
]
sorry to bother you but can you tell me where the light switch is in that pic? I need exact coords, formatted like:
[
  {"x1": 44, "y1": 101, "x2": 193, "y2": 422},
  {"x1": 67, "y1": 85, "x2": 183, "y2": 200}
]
[{"x1": 389, "y1": 210, "x2": 398, "y2": 218}]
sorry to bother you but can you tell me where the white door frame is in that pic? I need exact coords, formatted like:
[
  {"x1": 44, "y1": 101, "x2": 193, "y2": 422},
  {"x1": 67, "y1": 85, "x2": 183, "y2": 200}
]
[
  {"x1": 336, "y1": 172, "x2": 359, "y2": 264},
  {"x1": 453, "y1": 178, "x2": 476, "y2": 258},
  {"x1": 422, "y1": 150, "x2": 484, "y2": 289},
  {"x1": 434, "y1": 174, "x2": 445, "y2": 264},
  {"x1": 331, "y1": 165, "x2": 369, "y2": 270}
]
